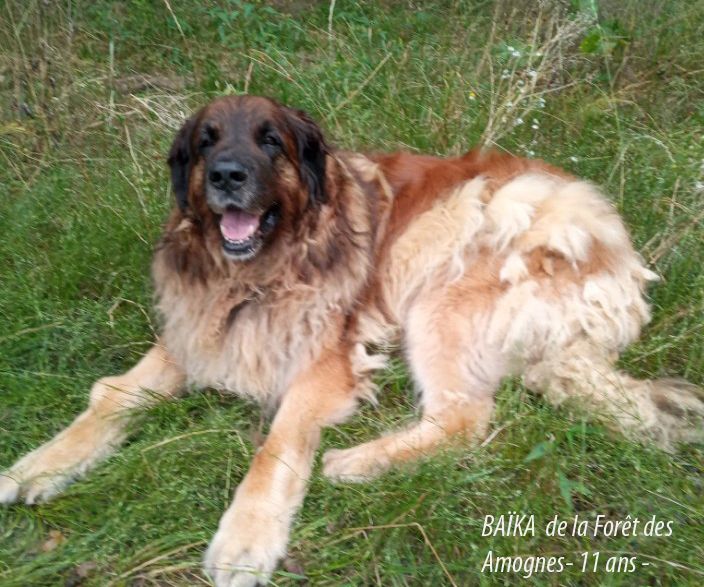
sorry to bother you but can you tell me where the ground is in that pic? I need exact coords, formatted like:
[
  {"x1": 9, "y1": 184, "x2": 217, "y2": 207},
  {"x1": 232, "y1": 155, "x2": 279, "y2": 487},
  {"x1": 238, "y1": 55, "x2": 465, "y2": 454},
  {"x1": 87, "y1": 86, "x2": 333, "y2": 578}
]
[{"x1": 0, "y1": 1, "x2": 702, "y2": 585}]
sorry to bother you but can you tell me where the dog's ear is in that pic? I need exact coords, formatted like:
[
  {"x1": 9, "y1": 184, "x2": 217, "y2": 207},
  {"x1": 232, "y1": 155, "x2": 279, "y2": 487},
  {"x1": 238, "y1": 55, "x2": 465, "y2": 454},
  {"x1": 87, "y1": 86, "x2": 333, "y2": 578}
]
[
  {"x1": 167, "y1": 116, "x2": 197, "y2": 211},
  {"x1": 284, "y1": 107, "x2": 328, "y2": 207}
]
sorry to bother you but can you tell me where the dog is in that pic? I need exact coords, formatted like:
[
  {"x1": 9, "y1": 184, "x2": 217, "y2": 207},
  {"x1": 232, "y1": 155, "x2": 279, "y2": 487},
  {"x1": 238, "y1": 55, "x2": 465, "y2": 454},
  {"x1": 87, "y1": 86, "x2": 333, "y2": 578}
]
[{"x1": 2, "y1": 95, "x2": 702, "y2": 586}]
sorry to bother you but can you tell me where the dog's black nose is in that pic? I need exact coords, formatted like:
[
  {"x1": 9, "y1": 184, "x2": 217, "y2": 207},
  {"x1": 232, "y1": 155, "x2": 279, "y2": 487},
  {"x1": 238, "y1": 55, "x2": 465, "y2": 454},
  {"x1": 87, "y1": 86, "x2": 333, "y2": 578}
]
[{"x1": 209, "y1": 160, "x2": 248, "y2": 191}]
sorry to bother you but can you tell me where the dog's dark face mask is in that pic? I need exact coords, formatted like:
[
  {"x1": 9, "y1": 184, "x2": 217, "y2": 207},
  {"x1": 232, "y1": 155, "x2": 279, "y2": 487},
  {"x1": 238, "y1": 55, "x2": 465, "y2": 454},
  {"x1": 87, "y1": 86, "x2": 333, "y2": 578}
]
[{"x1": 167, "y1": 95, "x2": 328, "y2": 262}]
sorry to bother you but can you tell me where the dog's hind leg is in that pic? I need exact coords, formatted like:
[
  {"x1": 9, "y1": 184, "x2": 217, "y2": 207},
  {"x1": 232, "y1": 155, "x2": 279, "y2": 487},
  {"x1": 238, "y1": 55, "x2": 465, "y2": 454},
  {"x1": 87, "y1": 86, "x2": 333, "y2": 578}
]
[
  {"x1": 524, "y1": 339, "x2": 704, "y2": 451},
  {"x1": 323, "y1": 294, "x2": 504, "y2": 483},
  {"x1": 0, "y1": 343, "x2": 186, "y2": 504}
]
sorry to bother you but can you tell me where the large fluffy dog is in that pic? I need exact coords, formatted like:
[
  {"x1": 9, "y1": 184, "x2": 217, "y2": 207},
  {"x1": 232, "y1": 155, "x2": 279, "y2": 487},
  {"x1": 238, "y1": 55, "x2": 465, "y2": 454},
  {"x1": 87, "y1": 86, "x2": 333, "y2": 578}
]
[{"x1": 2, "y1": 95, "x2": 702, "y2": 586}]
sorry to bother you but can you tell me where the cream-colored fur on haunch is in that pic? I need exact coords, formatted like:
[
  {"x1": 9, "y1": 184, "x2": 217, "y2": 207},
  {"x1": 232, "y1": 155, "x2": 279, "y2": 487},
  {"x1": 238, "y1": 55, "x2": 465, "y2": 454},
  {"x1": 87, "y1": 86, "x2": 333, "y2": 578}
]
[
  {"x1": 2, "y1": 99, "x2": 702, "y2": 587},
  {"x1": 324, "y1": 169, "x2": 703, "y2": 481}
]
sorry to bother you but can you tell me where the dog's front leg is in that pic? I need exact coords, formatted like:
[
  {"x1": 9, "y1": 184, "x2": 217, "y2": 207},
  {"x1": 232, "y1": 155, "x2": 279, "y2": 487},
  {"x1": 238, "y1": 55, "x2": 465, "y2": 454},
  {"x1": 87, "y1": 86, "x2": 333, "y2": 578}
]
[
  {"x1": 0, "y1": 343, "x2": 186, "y2": 504},
  {"x1": 204, "y1": 346, "x2": 359, "y2": 587}
]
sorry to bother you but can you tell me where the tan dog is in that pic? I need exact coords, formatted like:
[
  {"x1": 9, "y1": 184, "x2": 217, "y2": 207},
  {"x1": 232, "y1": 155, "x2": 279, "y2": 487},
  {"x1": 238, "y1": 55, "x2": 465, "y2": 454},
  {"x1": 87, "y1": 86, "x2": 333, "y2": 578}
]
[{"x1": 2, "y1": 95, "x2": 702, "y2": 586}]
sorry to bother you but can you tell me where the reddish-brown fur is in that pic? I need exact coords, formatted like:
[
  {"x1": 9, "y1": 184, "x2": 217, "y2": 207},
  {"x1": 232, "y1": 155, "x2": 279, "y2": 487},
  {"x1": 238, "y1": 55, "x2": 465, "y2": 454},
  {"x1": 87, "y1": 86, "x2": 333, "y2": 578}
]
[{"x1": 373, "y1": 149, "x2": 570, "y2": 251}]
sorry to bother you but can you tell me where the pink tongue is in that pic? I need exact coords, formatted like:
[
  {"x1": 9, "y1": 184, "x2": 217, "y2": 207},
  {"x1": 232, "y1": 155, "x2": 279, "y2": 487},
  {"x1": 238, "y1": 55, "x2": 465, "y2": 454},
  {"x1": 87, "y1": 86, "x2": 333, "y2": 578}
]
[{"x1": 220, "y1": 209, "x2": 260, "y2": 241}]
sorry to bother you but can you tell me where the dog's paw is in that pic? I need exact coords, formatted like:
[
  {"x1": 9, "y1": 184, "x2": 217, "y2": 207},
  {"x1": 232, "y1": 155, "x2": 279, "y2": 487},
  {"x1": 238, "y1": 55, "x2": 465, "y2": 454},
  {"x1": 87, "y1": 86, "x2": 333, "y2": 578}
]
[
  {"x1": 649, "y1": 378, "x2": 704, "y2": 450},
  {"x1": 0, "y1": 463, "x2": 71, "y2": 505},
  {"x1": 0, "y1": 473, "x2": 21, "y2": 504},
  {"x1": 204, "y1": 512, "x2": 287, "y2": 587},
  {"x1": 0, "y1": 443, "x2": 82, "y2": 505},
  {"x1": 0, "y1": 412, "x2": 124, "y2": 506},
  {"x1": 0, "y1": 468, "x2": 71, "y2": 505},
  {"x1": 322, "y1": 446, "x2": 388, "y2": 483},
  {"x1": 0, "y1": 467, "x2": 71, "y2": 505}
]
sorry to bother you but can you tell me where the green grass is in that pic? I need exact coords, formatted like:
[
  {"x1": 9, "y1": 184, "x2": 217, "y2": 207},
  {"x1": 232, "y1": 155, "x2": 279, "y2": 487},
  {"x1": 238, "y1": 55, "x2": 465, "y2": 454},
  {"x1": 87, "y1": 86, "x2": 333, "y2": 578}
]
[{"x1": 1, "y1": 0, "x2": 703, "y2": 585}]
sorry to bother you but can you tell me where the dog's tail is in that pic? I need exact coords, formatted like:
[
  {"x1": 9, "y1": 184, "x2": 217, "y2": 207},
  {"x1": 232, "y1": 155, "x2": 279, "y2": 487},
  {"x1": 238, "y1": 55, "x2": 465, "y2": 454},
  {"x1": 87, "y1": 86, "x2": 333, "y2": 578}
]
[{"x1": 524, "y1": 340, "x2": 704, "y2": 451}]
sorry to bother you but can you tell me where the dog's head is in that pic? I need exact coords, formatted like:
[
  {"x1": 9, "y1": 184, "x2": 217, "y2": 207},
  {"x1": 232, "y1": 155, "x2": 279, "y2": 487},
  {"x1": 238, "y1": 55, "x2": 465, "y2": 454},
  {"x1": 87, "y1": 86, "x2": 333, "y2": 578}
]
[{"x1": 167, "y1": 95, "x2": 328, "y2": 262}]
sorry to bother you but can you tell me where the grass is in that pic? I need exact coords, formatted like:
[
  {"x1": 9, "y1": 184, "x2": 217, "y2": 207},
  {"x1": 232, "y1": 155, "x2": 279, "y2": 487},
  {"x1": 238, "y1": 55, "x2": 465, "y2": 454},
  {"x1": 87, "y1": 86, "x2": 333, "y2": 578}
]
[{"x1": 0, "y1": 0, "x2": 703, "y2": 585}]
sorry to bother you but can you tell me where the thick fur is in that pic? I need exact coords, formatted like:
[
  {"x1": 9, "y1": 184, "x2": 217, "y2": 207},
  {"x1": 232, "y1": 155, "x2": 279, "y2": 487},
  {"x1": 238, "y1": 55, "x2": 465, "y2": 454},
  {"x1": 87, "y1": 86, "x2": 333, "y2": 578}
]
[{"x1": 2, "y1": 96, "x2": 702, "y2": 586}]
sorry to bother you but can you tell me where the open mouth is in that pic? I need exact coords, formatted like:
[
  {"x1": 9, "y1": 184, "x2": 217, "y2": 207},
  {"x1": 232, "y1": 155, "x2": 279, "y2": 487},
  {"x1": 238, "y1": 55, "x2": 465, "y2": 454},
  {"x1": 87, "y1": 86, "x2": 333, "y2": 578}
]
[
  {"x1": 219, "y1": 207, "x2": 261, "y2": 256},
  {"x1": 217, "y1": 204, "x2": 279, "y2": 260}
]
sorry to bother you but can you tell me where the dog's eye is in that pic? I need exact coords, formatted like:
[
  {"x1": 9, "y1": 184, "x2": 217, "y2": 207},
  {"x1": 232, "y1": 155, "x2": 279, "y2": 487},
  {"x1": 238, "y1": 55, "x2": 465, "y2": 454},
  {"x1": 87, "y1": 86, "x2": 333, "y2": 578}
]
[
  {"x1": 199, "y1": 125, "x2": 218, "y2": 150},
  {"x1": 261, "y1": 133, "x2": 281, "y2": 147}
]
